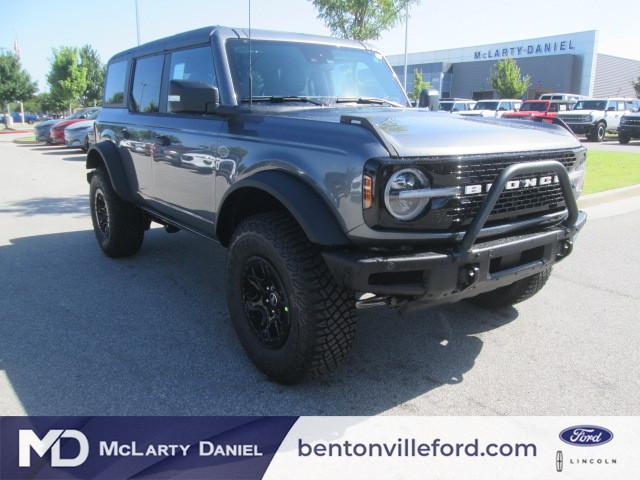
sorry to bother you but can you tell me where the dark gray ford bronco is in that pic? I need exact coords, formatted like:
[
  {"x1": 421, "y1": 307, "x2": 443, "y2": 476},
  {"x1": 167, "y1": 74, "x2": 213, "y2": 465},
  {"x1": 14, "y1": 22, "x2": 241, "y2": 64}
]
[{"x1": 87, "y1": 26, "x2": 587, "y2": 383}]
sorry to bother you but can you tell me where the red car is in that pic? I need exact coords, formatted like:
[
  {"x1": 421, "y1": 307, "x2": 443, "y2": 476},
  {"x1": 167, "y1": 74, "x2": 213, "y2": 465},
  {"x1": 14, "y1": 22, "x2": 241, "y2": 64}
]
[
  {"x1": 502, "y1": 100, "x2": 572, "y2": 120},
  {"x1": 49, "y1": 108, "x2": 101, "y2": 144}
]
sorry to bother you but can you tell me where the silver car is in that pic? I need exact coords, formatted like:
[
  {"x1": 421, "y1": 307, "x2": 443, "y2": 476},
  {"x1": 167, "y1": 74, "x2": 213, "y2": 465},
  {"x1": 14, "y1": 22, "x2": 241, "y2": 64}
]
[{"x1": 64, "y1": 120, "x2": 94, "y2": 152}]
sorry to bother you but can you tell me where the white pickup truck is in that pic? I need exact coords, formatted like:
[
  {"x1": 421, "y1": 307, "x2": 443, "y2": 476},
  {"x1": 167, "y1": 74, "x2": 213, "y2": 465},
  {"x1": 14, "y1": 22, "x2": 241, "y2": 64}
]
[
  {"x1": 556, "y1": 98, "x2": 635, "y2": 142},
  {"x1": 458, "y1": 99, "x2": 522, "y2": 118}
]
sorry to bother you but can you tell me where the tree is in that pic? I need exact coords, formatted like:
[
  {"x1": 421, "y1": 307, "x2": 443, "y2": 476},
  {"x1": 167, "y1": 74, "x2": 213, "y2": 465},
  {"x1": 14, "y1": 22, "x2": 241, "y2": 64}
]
[
  {"x1": 23, "y1": 92, "x2": 64, "y2": 114},
  {"x1": 311, "y1": 0, "x2": 419, "y2": 41},
  {"x1": 409, "y1": 69, "x2": 431, "y2": 101},
  {"x1": 490, "y1": 58, "x2": 530, "y2": 99},
  {"x1": 79, "y1": 45, "x2": 105, "y2": 106},
  {"x1": 0, "y1": 52, "x2": 37, "y2": 113},
  {"x1": 633, "y1": 75, "x2": 640, "y2": 98},
  {"x1": 47, "y1": 47, "x2": 88, "y2": 114}
]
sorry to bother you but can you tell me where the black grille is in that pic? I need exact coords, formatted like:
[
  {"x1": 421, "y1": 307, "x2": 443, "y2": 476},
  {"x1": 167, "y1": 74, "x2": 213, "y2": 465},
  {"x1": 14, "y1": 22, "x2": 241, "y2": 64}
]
[
  {"x1": 622, "y1": 118, "x2": 640, "y2": 126},
  {"x1": 446, "y1": 150, "x2": 577, "y2": 227},
  {"x1": 559, "y1": 114, "x2": 591, "y2": 123}
]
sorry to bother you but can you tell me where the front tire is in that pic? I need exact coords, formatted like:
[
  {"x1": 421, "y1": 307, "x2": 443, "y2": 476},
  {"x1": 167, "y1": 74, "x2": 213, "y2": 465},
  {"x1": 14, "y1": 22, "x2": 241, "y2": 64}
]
[
  {"x1": 89, "y1": 168, "x2": 145, "y2": 258},
  {"x1": 589, "y1": 122, "x2": 606, "y2": 142},
  {"x1": 470, "y1": 268, "x2": 552, "y2": 309},
  {"x1": 618, "y1": 132, "x2": 631, "y2": 144},
  {"x1": 226, "y1": 212, "x2": 357, "y2": 384}
]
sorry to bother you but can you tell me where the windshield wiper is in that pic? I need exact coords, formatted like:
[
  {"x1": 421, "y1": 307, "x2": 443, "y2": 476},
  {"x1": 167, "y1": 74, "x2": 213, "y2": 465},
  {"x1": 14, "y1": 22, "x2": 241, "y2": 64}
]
[
  {"x1": 334, "y1": 97, "x2": 405, "y2": 107},
  {"x1": 240, "y1": 96, "x2": 325, "y2": 106}
]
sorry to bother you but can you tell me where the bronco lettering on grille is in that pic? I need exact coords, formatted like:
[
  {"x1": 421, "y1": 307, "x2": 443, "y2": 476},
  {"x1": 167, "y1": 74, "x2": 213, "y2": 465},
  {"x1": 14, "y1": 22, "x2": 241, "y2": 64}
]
[{"x1": 464, "y1": 175, "x2": 560, "y2": 195}]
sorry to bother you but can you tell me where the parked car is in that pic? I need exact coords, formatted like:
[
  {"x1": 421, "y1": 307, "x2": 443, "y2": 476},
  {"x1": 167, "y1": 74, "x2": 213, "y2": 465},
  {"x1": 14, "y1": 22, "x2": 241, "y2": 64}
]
[
  {"x1": 556, "y1": 98, "x2": 635, "y2": 142},
  {"x1": 10, "y1": 111, "x2": 40, "y2": 123},
  {"x1": 438, "y1": 98, "x2": 476, "y2": 113},
  {"x1": 539, "y1": 93, "x2": 583, "y2": 103},
  {"x1": 49, "y1": 108, "x2": 100, "y2": 145},
  {"x1": 34, "y1": 119, "x2": 61, "y2": 142},
  {"x1": 458, "y1": 99, "x2": 522, "y2": 117},
  {"x1": 88, "y1": 26, "x2": 586, "y2": 383},
  {"x1": 502, "y1": 100, "x2": 572, "y2": 120},
  {"x1": 64, "y1": 120, "x2": 95, "y2": 152},
  {"x1": 618, "y1": 111, "x2": 640, "y2": 144}
]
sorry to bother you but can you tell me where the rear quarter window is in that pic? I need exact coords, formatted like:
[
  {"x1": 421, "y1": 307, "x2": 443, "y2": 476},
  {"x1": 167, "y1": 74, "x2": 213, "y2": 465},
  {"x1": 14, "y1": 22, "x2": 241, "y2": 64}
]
[{"x1": 104, "y1": 60, "x2": 128, "y2": 106}]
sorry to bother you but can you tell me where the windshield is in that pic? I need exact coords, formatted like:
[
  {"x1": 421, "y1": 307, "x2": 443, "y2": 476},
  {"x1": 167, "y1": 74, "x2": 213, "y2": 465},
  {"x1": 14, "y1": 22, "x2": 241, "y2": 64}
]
[
  {"x1": 520, "y1": 102, "x2": 547, "y2": 112},
  {"x1": 225, "y1": 39, "x2": 407, "y2": 105},
  {"x1": 474, "y1": 101, "x2": 499, "y2": 110},
  {"x1": 574, "y1": 100, "x2": 606, "y2": 111},
  {"x1": 439, "y1": 102, "x2": 454, "y2": 111}
]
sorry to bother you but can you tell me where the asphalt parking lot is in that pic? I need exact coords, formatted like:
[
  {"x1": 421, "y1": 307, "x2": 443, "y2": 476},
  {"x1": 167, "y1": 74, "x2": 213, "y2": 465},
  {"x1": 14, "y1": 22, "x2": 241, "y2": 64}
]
[
  {"x1": 581, "y1": 137, "x2": 640, "y2": 152},
  {"x1": 1, "y1": 136, "x2": 639, "y2": 416}
]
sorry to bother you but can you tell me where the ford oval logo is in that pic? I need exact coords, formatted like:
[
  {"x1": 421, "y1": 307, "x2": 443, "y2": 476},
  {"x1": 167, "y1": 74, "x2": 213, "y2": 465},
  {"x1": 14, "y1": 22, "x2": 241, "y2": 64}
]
[{"x1": 559, "y1": 426, "x2": 613, "y2": 447}]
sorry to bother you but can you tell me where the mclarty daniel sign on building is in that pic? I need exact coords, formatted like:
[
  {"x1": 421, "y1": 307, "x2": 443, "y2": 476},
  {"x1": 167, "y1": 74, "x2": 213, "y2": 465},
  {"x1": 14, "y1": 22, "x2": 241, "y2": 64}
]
[
  {"x1": 387, "y1": 30, "x2": 599, "y2": 96},
  {"x1": 473, "y1": 38, "x2": 578, "y2": 60}
]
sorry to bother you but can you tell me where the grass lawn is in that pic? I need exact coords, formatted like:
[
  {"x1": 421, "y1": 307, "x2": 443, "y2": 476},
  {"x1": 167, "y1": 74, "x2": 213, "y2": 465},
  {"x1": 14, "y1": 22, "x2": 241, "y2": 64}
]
[{"x1": 584, "y1": 150, "x2": 640, "y2": 194}]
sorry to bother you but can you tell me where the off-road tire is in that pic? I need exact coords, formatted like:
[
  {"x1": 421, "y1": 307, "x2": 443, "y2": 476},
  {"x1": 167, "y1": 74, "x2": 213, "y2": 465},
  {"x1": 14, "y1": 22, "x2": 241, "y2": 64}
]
[
  {"x1": 589, "y1": 122, "x2": 606, "y2": 142},
  {"x1": 618, "y1": 133, "x2": 631, "y2": 144},
  {"x1": 470, "y1": 268, "x2": 552, "y2": 309},
  {"x1": 89, "y1": 167, "x2": 145, "y2": 258},
  {"x1": 226, "y1": 212, "x2": 357, "y2": 384}
]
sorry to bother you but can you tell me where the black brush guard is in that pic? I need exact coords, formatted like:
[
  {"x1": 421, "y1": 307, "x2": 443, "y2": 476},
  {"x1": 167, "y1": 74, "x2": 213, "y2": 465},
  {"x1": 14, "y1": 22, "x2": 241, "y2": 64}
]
[{"x1": 322, "y1": 160, "x2": 586, "y2": 307}]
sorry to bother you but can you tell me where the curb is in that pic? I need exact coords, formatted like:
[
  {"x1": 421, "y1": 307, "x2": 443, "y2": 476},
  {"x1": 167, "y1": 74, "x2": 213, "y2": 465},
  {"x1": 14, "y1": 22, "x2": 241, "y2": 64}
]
[
  {"x1": 0, "y1": 129, "x2": 32, "y2": 135},
  {"x1": 579, "y1": 184, "x2": 640, "y2": 208}
]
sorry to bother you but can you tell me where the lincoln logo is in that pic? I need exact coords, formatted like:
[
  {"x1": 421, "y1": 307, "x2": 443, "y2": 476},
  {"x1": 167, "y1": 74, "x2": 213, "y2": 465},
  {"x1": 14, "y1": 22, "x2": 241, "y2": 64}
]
[{"x1": 464, "y1": 175, "x2": 559, "y2": 195}]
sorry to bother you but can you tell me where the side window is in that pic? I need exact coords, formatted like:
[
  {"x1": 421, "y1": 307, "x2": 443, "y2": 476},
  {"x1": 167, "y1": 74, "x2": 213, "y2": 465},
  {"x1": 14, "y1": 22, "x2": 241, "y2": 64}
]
[
  {"x1": 131, "y1": 55, "x2": 164, "y2": 113},
  {"x1": 168, "y1": 46, "x2": 216, "y2": 113},
  {"x1": 499, "y1": 102, "x2": 510, "y2": 111},
  {"x1": 104, "y1": 61, "x2": 127, "y2": 105}
]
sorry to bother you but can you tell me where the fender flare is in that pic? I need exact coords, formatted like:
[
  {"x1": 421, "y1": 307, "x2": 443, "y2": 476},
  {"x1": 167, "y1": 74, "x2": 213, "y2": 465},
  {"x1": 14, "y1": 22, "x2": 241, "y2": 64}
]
[
  {"x1": 86, "y1": 141, "x2": 136, "y2": 202},
  {"x1": 217, "y1": 170, "x2": 351, "y2": 247}
]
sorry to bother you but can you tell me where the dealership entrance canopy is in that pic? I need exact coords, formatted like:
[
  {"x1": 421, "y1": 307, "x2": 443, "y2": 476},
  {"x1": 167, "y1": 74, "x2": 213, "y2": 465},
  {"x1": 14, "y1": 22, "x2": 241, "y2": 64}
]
[{"x1": 387, "y1": 31, "x2": 640, "y2": 100}]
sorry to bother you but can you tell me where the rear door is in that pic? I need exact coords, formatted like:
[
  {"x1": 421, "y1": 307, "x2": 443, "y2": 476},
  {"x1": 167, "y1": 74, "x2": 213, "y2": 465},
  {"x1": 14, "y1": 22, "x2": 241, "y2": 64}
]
[{"x1": 150, "y1": 45, "x2": 223, "y2": 234}]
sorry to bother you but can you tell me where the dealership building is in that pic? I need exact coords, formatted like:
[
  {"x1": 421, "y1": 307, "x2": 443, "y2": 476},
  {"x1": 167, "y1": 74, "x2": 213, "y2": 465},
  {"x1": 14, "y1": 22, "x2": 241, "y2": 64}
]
[{"x1": 387, "y1": 31, "x2": 640, "y2": 100}]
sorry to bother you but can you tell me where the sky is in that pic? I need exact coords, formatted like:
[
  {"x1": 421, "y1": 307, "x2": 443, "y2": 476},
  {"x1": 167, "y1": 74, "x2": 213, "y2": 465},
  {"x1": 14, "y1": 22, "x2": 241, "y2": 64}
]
[{"x1": 1, "y1": 0, "x2": 639, "y2": 92}]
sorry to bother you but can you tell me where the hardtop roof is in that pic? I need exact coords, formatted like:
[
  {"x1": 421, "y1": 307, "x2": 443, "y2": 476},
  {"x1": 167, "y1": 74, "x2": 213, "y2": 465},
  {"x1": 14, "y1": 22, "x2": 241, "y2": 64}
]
[{"x1": 108, "y1": 26, "x2": 370, "y2": 63}]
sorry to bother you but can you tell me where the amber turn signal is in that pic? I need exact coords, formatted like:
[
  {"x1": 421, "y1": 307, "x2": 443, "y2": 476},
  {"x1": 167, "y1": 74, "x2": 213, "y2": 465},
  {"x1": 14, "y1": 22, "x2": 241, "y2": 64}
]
[{"x1": 363, "y1": 174, "x2": 374, "y2": 209}]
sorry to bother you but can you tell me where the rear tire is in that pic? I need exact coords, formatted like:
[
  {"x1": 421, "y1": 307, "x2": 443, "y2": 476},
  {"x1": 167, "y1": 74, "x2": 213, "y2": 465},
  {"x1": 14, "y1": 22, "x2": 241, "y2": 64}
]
[
  {"x1": 226, "y1": 212, "x2": 357, "y2": 384},
  {"x1": 618, "y1": 133, "x2": 631, "y2": 144},
  {"x1": 470, "y1": 268, "x2": 552, "y2": 309},
  {"x1": 89, "y1": 168, "x2": 145, "y2": 258},
  {"x1": 589, "y1": 122, "x2": 606, "y2": 142}
]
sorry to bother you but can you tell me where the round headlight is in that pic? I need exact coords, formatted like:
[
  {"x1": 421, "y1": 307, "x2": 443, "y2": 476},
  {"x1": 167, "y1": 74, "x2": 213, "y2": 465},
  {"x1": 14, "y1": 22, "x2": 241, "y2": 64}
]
[{"x1": 384, "y1": 168, "x2": 430, "y2": 221}]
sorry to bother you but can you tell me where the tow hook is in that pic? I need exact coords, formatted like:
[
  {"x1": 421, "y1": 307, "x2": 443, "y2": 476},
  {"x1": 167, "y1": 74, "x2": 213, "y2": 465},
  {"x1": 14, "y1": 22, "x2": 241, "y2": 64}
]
[
  {"x1": 458, "y1": 264, "x2": 480, "y2": 290},
  {"x1": 557, "y1": 240, "x2": 573, "y2": 259}
]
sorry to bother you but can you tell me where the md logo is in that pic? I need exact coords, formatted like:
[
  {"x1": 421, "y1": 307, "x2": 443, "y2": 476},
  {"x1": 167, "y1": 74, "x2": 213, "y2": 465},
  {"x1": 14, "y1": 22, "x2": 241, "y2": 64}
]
[{"x1": 19, "y1": 429, "x2": 89, "y2": 467}]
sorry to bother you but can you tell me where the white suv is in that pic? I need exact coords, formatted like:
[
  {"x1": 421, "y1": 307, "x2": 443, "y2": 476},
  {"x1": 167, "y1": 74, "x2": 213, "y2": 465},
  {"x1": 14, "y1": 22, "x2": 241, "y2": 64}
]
[
  {"x1": 458, "y1": 99, "x2": 522, "y2": 118},
  {"x1": 557, "y1": 98, "x2": 635, "y2": 142}
]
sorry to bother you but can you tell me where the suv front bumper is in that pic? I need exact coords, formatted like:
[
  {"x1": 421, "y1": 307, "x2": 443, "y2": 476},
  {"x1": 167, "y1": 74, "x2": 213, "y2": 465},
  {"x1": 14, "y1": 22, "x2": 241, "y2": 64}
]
[
  {"x1": 323, "y1": 211, "x2": 585, "y2": 306},
  {"x1": 565, "y1": 122, "x2": 596, "y2": 135},
  {"x1": 323, "y1": 159, "x2": 585, "y2": 308},
  {"x1": 618, "y1": 124, "x2": 640, "y2": 137}
]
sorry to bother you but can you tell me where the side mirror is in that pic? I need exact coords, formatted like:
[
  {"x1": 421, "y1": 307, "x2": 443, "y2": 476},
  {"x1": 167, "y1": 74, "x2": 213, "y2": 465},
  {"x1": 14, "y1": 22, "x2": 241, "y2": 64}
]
[
  {"x1": 169, "y1": 80, "x2": 219, "y2": 114},
  {"x1": 607, "y1": 106, "x2": 616, "y2": 111}
]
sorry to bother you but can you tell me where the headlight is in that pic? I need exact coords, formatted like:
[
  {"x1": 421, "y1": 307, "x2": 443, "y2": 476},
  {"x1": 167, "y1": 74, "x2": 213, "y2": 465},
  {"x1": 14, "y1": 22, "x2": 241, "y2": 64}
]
[
  {"x1": 384, "y1": 168, "x2": 430, "y2": 220},
  {"x1": 569, "y1": 150, "x2": 587, "y2": 197}
]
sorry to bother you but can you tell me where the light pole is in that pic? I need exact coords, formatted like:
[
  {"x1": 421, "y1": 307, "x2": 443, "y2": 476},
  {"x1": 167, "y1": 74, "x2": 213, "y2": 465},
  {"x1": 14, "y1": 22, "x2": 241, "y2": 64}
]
[
  {"x1": 135, "y1": 0, "x2": 142, "y2": 46},
  {"x1": 403, "y1": 4, "x2": 409, "y2": 93}
]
